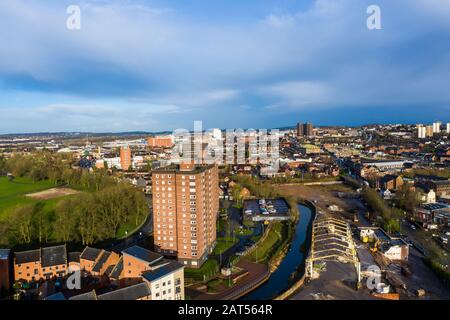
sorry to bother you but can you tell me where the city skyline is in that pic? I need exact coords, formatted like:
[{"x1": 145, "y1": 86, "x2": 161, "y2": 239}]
[{"x1": 1, "y1": 0, "x2": 450, "y2": 133}]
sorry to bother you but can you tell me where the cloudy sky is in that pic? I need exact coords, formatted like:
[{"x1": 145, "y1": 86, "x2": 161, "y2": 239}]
[{"x1": 0, "y1": 0, "x2": 449, "y2": 133}]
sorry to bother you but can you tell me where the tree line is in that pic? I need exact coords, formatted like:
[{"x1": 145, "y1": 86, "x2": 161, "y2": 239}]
[
  {"x1": 3, "y1": 182, "x2": 148, "y2": 246},
  {"x1": 2, "y1": 152, "x2": 118, "y2": 190},
  {"x1": 0, "y1": 152, "x2": 149, "y2": 246},
  {"x1": 362, "y1": 187, "x2": 404, "y2": 233}
]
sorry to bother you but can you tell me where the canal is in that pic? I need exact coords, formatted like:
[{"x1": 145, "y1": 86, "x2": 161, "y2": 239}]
[{"x1": 242, "y1": 203, "x2": 314, "y2": 300}]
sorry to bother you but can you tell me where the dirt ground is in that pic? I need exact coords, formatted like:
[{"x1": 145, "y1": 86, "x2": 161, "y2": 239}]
[
  {"x1": 25, "y1": 187, "x2": 80, "y2": 200},
  {"x1": 278, "y1": 183, "x2": 362, "y2": 219}
]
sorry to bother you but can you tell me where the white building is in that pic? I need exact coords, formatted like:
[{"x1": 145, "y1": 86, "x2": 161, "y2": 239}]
[
  {"x1": 433, "y1": 122, "x2": 442, "y2": 133},
  {"x1": 142, "y1": 261, "x2": 185, "y2": 300},
  {"x1": 418, "y1": 188, "x2": 436, "y2": 204},
  {"x1": 447, "y1": 123, "x2": 450, "y2": 134},
  {"x1": 132, "y1": 155, "x2": 144, "y2": 168},
  {"x1": 104, "y1": 157, "x2": 122, "y2": 169},
  {"x1": 417, "y1": 126, "x2": 426, "y2": 139},
  {"x1": 211, "y1": 128, "x2": 222, "y2": 140}
]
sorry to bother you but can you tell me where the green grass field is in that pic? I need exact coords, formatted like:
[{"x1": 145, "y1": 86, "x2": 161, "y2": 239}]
[
  {"x1": 0, "y1": 177, "x2": 57, "y2": 221},
  {"x1": 213, "y1": 237, "x2": 238, "y2": 254},
  {"x1": 185, "y1": 259, "x2": 219, "y2": 282},
  {"x1": 245, "y1": 222, "x2": 284, "y2": 263}
]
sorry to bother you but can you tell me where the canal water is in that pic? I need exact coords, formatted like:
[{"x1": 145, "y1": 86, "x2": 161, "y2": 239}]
[{"x1": 242, "y1": 204, "x2": 313, "y2": 300}]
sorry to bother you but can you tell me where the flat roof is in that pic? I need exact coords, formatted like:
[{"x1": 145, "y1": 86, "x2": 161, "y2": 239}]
[{"x1": 152, "y1": 164, "x2": 215, "y2": 174}]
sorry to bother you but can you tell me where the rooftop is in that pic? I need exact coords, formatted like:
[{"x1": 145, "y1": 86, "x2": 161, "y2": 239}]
[
  {"x1": 122, "y1": 246, "x2": 163, "y2": 264},
  {"x1": 68, "y1": 252, "x2": 81, "y2": 263},
  {"x1": 92, "y1": 251, "x2": 111, "y2": 273},
  {"x1": 141, "y1": 260, "x2": 184, "y2": 282},
  {"x1": 109, "y1": 256, "x2": 123, "y2": 279},
  {"x1": 423, "y1": 203, "x2": 450, "y2": 211},
  {"x1": 15, "y1": 249, "x2": 40, "y2": 264},
  {"x1": 432, "y1": 180, "x2": 450, "y2": 185},
  {"x1": 0, "y1": 249, "x2": 10, "y2": 260},
  {"x1": 97, "y1": 282, "x2": 151, "y2": 300},
  {"x1": 152, "y1": 163, "x2": 215, "y2": 174},
  {"x1": 44, "y1": 292, "x2": 66, "y2": 300},
  {"x1": 80, "y1": 247, "x2": 102, "y2": 262},
  {"x1": 68, "y1": 290, "x2": 97, "y2": 301},
  {"x1": 41, "y1": 245, "x2": 67, "y2": 267}
]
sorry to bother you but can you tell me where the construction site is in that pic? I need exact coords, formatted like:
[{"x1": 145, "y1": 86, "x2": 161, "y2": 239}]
[{"x1": 280, "y1": 184, "x2": 450, "y2": 300}]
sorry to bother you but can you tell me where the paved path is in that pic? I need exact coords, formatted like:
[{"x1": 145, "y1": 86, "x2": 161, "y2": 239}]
[{"x1": 188, "y1": 260, "x2": 270, "y2": 300}]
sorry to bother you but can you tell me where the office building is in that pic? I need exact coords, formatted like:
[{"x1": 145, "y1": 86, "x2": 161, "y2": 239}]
[{"x1": 152, "y1": 163, "x2": 219, "y2": 268}]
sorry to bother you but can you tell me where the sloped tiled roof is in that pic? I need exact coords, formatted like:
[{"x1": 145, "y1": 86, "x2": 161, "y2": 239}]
[
  {"x1": 97, "y1": 283, "x2": 151, "y2": 300},
  {"x1": 41, "y1": 245, "x2": 67, "y2": 267},
  {"x1": 122, "y1": 246, "x2": 162, "y2": 264}
]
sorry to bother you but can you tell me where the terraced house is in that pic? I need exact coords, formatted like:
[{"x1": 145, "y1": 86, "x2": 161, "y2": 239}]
[{"x1": 14, "y1": 245, "x2": 67, "y2": 282}]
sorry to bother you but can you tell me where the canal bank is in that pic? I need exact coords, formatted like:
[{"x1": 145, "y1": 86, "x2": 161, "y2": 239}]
[{"x1": 241, "y1": 202, "x2": 316, "y2": 300}]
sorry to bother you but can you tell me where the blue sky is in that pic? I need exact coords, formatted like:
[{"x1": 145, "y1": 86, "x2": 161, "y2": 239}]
[{"x1": 0, "y1": 0, "x2": 449, "y2": 133}]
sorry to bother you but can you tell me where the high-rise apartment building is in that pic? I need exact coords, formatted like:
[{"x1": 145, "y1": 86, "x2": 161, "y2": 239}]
[
  {"x1": 426, "y1": 125, "x2": 434, "y2": 137},
  {"x1": 297, "y1": 122, "x2": 314, "y2": 137},
  {"x1": 447, "y1": 123, "x2": 450, "y2": 134},
  {"x1": 433, "y1": 122, "x2": 441, "y2": 133},
  {"x1": 120, "y1": 146, "x2": 132, "y2": 171},
  {"x1": 417, "y1": 126, "x2": 426, "y2": 139},
  {"x1": 152, "y1": 163, "x2": 219, "y2": 268}
]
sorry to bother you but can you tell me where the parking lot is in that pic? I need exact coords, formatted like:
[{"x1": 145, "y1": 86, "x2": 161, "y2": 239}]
[{"x1": 243, "y1": 199, "x2": 290, "y2": 221}]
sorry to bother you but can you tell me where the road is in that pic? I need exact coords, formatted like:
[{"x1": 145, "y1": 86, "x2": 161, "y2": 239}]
[{"x1": 105, "y1": 197, "x2": 154, "y2": 252}]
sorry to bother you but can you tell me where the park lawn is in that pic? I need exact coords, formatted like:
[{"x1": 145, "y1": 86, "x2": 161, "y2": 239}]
[
  {"x1": 217, "y1": 219, "x2": 230, "y2": 233},
  {"x1": 185, "y1": 259, "x2": 219, "y2": 282},
  {"x1": 116, "y1": 216, "x2": 147, "y2": 238},
  {"x1": 0, "y1": 176, "x2": 148, "y2": 246},
  {"x1": 213, "y1": 237, "x2": 238, "y2": 254},
  {"x1": 234, "y1": 226, "x2": 253, "y2": 236},
  {"x1": 245, "y1": 222, "x2": 284, "y2": 263},
  {"x1": 0, "y1": 177, "x2": 56, "y2": 220}
]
